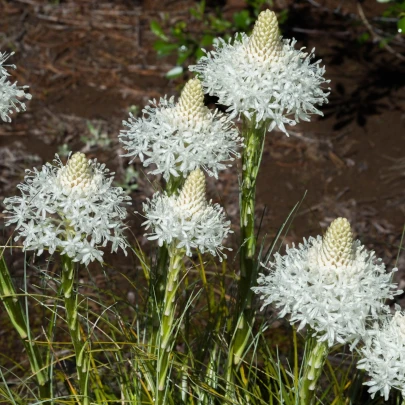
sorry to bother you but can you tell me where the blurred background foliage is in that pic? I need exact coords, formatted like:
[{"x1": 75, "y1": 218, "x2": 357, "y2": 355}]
[
  {"x1": 150, "y1": 0, "x2": 288, "y2": 78},
  {"x1": 151, "y1": 0, "x2": 405, "y2": 79}
]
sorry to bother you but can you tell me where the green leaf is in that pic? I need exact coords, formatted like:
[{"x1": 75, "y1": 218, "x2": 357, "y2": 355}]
[
  {"x1": 150, "y1": 20, "x2": 168, "y2": 41},
  {"x1": 153, "y1": 40, "x2": 178, "y2": 56},
  {"x1": 195, "y1": 48, "x2": 205, "y2": 60},
  {"x1": 357, "y1": 32, "x2": 370, "y2": 44},
  {"x1": 190, "y1": 0, "x2": 205, "y2": 20},
  {"x1": 233, "y1": 10, "x2": 251, "y2": 31},
  {"x1": 176, "y1": 48, "x2": 193, "y2": 65},
  {"x1": 379, "y1": 37, "x2": 391, "y2": 48},
  {"x1": 278, "y1": 9, "x2": 289, "y2": 25},
  {"x1": 398, "y1": 16, "x2": 405, "y2": 34},
  {"x1": 200, "y1": 34, "x2": 214, "y2": 47},
  {"x1": 208, "y1": 16, "x2": 232, "y2": 33},
  {"x1": 172, "y1": 21, "x2": 187, "y2": 37}
]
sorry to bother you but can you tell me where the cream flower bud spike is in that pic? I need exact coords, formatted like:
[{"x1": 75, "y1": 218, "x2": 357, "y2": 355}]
[
  {"x1": 57, "y1": 152, "x2": 98, "y2": 195},
  {"x1": 176, "y1": 168, "x2": 207, "y2": 217},
  {"x1": 246, "y1": 9, "x2": 283, "y2": 64},
  {"x1": 175, "y1": 78, "x2": 209, "y2": 123},
  {"x1": 318, "y1": 217, "x2": 355, "y2": 267}
]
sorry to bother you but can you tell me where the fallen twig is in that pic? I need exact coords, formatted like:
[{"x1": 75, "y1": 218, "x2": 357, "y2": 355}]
[{"x1": 357, "y1": 1, "x2": 405, "y2": 62}]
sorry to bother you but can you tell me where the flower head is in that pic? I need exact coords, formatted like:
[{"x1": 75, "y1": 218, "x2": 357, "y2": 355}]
[
  {"x1": 3, "y1": 152, "x2": 131, "y2": 265},
  {"x1": 119, "y1": 78, "x2": 242, "y2": 181},
  {"x1": 142, "y1": 168, "x2": 231, "y2": 258},
  {"x1": 252, "y1": 218, "x2": 400, "y2": 347},
  {"x1": 0, "y1": 52, "x2": 31, "y2": 122},
  {"x1": 357, "y1": 311, "x2": 405, "y2": 400},
  {"x1": 190, "y1": 9, "x2": 330, "y2": 134}
]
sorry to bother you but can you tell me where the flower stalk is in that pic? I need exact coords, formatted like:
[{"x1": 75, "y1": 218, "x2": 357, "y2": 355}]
[
  {"x1": 149, "y1": 175, "x2": 185, "y2": 350},
  {"x1": 143, "y1": 169, "x2": 230, "y2": 402},
  {"x1": 156, "y1": 246, "x2": 183, "y2": 400},
  {"x1": 299, "y1": 340, "x2": 329, "y2": 405},
  {"x1": 240, "y1": 116, "x2": 268, "y2": 260},
  {"x1": 61, "y1": 255, "x2": 90, "y2": 405},
  {"x1": 149, "y1": 244, "x2": 169, "y2": 349},
  {"x1": 230, "y1": 116, "x2": 268, "y2": 367}
]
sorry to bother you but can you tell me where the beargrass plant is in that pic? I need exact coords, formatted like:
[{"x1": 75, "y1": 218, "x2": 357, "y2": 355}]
[
  {"x1": 190, "y1": 8, "x2": 330, "y2": 387},
  {"x1": 1, "y1": 9, "x2": 405, "y2": 405}
]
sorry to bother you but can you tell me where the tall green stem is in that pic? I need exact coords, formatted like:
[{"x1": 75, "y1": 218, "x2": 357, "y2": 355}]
[
  {"x1": 150, "y1": 175, "x2": 185, "y2": 351},
  {"x1": 0, "y1": 254, "x2": 51, "y2": 400},
  {"x1": 150, "y1": 243, "x2": 169, "y2": 350},
  {"x1": 230, "y1": 116, "x2": 268, "y2": 367},
  {"x1": 299, "y1": 340, "x2": 329, "y2": 405},
  {"x1": 156, "y1": 246, "x2": 183, "y2": 404},
  {"x1": 61, "y1": 256, "x2": 90, "y2": 405},
  {"x1": 240, "y1": 116, "x2": 267, "y2": 261}
]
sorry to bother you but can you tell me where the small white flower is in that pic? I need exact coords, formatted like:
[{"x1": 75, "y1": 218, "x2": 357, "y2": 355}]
[
  {"x1": 190, "y1": 9, "x2": 330, "y2": 134},
  {"x1": 0, "y1": 52, "x2": 31, "y2": 122},
  {"x1": 119, "y1": 78, "x2": 242, "y2": 181},
  {"x1": 142, "y1": 168, "x2": 231, "y2": 259},
  {"x1": 3, "y1": 152, "x2": 131, "y2": 266},
  {"x1": 252, "y1": 218, "x2": 401, "y2": 347},
  {"x1": 357, "y1": 311, "x2": 405, "y2": 401}
]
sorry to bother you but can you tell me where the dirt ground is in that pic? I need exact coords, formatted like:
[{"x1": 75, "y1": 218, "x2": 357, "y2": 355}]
[{"x1": 1, "y1": 0, "x2": 405, "y2": 330}]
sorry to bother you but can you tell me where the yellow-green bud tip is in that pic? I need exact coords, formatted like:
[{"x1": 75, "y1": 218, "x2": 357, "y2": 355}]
[
  {"x1": 176, "y1": 168, "x2": 207, "y2": 217},
  {"x1": 176, "y1": 78, "x2": 208, "y2": 122},
  {"x1": 247, "y1": 9, "x2": 282, "y2": 63},
  {"x1": 320, "y1": 217, "x2": 355, "y2": 267},
  {"x1": 58, "y1": 152, "x2": 95, "y2": 194}
]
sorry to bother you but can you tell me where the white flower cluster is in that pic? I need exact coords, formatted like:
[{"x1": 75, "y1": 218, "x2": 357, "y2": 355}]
[
  {"x1": 0, "y1": 52, "x2": 31, "y2": 123},
  {"x1": 142, "y1": 168, "x2": 231, "y2": 258},
  {"x1": 119, "y1": 78, "x2": 242, "y2": 181},
  {"x1": 253, "y1": 218, "x2": 400, "y2": 347},
  {"x1": 357, "y1": 312, "x2": 405, "y2": 401},
  {"x1": 3, "y1": 152, "x2": 131, "y2": 265},
  {"x1": 190, "y1": 9, "x2": 330, "y2": 134}
]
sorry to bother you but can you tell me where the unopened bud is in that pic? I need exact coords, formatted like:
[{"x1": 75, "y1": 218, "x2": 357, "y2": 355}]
[
  {"x1": 58, "y1": 152, "x2": 95, "y2": 195},
  {"x1": 176, "y1": 168, "x2": 206, "y2": 217},
  {"x1": 319, "y1": 218, "x2": 355, "y2": 267},
  {"x1": 246, "y1": 9, "x2": 283, "y2": 64},
  {"x1": 175, "y1": 78, "x2": 208, "y2": 122}
]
